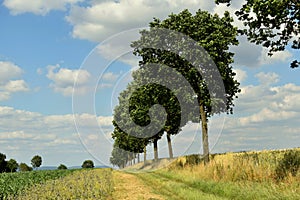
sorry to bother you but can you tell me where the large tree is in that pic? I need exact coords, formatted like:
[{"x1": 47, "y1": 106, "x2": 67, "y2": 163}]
[
  {"x1": 216, "y1": 0, "x2": 300, "y2": 68},
  {"x1": 131, "y1": 9, "x2": 240, "y2": 163}
]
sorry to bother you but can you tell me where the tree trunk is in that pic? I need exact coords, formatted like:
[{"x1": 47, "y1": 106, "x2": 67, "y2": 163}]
[
  {"x1": 133, "y1": 155, "x2": 136, "y2": 165},
  {"x1": 144, "y1": 146, "x2": 147, "y2": 164},
  {"x1": 153, "y1": 139, "x2": 158, "y2": 161},
  {"x1": 167, "y1": 132, "x2": 174, "y2": 159},
  {"x1": 200, "y1": 103, "x2": 209, "y2": 164},
  {"x1": 137, "y1": 153, "x2": 140, "y2": 163}
]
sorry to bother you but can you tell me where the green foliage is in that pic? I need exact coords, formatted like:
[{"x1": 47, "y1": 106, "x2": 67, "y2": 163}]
[
  {"x1": 131, "y1": 9, "x2": 240, "y2": 116},
  {"x1": 31, "y1": 155, "x2": 42, "y2": 169},
  {"x1": 81, "y1": 160, "x2": 94, "y2": 168},
  {"x1": 0, "y1": 169, "x2": 74, "y2": 199},
  {"x1": 112, "y1": 9, "x2": 240, "y2": 164},
  {"x1": 0, "y1": 153, "x2": 7, "y2": 173},
  {"x1": 6, "y1": 159, "x2": 18, "y2": 172},
  {"x1": 18, "y1": 163, "x2": 33, "y2": 172},
  {"x1": 216, "y1": 0, "x2": 300, "y2": 68},
  {"x1": 57, "y1": 164, "x2": 67, "y2": 170},
  {"x1": 275, "y1": 150, "x2": 300, "y2": 180}
]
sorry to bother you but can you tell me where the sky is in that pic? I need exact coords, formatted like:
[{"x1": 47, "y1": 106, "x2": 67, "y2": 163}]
[{"x1": 0, "y1": 0, "x2": 299, "y2": 167}]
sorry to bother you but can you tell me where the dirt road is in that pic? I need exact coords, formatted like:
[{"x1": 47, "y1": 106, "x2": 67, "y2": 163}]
[{"x1": 111, "y1": 171, "x2": 164, "y2": 200}]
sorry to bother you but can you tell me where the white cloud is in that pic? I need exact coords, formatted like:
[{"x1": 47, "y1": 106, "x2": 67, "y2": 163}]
[
  {"x1": 66, "y1": 0, "x2": 215, "y2": 42},
  {"x1": 3, "y1": 80, "x2": 29, "y2": 92},
  {"x1": 255, "y1": 72, "x2": 279, "y2": 86},
  {"x1": 239, "y1": 108, "x2": 297, "y2": 125},
  {"x1": 259, "y1": 48, "x2": 293, "y2": 65},
  {"x1": 46, "y1": 64, "x2": 91, "y2": 96},
  {"x1": 3, "y1": 0, "x2": 83, "y2": 15},
  {"x1": 0, "y1": 61, "x2": 23, "y2": 83},
  {"x1": 233, "y1": 68, "x2": 247, "y2": 83},
  {"x1": 204, "y1": 71, "x2": 300, "y2": 152},
  {"x1": 0, "y1": 61, "x2": 29, "y2": 101}
]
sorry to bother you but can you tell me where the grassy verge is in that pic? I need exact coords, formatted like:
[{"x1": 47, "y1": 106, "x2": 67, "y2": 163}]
[{"x1": 132, "y1": 148, "x2": 300, "y2": 200}]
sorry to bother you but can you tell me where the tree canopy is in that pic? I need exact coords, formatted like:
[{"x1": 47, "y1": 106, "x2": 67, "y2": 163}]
[
  {"x1": 130, "y1": 9, "x2": 240, "y2": 163},
  {"x1": 82, "y1": 160, "x2": 94, "y2": 168},
  {"x1": 111, "y1": 9, "x2": 240, "y2": 165},
  {"x1": 19, "y1": 163, "x2": 33, "y2": 172},
  {"x1": 216, "y1": 0, "x2": 300, "y2": 68},
  {"x1": 57, "y1": 164, "x2": 68, "y2": 170},
  {"x1": 31, "y1": 155, "x2": 42, "y2": 169},
  {"x1": 7, "y1": 159, "x2": 18, "y2": 172}
]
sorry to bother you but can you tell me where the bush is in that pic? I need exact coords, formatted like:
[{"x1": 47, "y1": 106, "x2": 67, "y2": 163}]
[
  {"x1": 81, "y1": 160, "x2": 94, "y2": 168},
  {"x1": 275, "y1": 150, "x2": 300, "y2": 180},
  {"x1": 19, "y1": 163, "x2": 33, "y2": 172}
]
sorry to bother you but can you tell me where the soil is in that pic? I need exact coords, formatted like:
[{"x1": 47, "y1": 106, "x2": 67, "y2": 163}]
[{"x1": 111, "y1": 171, "x2": 164, "y2": 200}]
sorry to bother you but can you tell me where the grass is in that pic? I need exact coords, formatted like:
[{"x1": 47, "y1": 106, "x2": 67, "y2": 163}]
[{"x1": 130, "y1": 148, "x2": 300, "y2": 200}]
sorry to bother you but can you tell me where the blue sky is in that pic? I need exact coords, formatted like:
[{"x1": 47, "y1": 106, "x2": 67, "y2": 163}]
[{"x1": 0, "y1": 0, "x2": 299, "y2": 167}]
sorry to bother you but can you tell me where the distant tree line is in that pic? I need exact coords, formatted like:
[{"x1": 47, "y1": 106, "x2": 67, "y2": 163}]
[
  {"x1": 0, "y1": 153, "x2": 43, "y2": 173},
  {"x1": 0, "y1": 153, "x2": 96, "y2": 172}
]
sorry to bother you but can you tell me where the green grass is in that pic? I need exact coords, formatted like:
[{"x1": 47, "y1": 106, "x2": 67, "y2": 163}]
[
  {"x1": 0, "y1": 169, "x2": 75, "y2": 199},
  {"x1": 133, "y1": 170, "x2": 300, "y2": 200}
]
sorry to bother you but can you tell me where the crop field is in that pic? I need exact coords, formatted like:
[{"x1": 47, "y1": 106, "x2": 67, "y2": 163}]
[
  {"x1": 14, "y1": 168, "x2": 113, "y2": 200},
  {"x1": 0, "y1": 169, "x2": 74, "y2": 199}
]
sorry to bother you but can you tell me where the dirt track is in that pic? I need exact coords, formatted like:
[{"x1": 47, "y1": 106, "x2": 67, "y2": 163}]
[{"x1": 111, "y1": 171, "x2": 164, "y2": 200}]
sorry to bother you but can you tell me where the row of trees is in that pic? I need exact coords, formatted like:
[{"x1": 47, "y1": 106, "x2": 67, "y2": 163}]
[
  {"x1": 110, "y1": 9, "x2": 241, "y2": 168},
  {"x1": 110, "y1": 0, "x2": 300, "y2": 168},
  {"x1": 0, "y1": 153, "x2": 42, "y2": 172}
]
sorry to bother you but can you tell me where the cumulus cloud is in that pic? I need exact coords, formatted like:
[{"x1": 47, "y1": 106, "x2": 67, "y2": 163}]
[
  {"x1": 46, "y1": 64, "x2": 91, "y2": 96},
  {"x1": 0, "y1": 61, "x2": 23, "y2": 83},
  {"x1": 66, "y1": 0, "x2": 215, "y2": 42},
  {"x1": 0, "y1": 61, "x2": 29, "y2": 101},
  {"x1": 233, "y1": 68, "x2": 247, "y2": 83},
  {"x1": 3, "y1": 0, "x2": 83, "y2": 15},
  {"x1": 259, "y1": 48, "x2": 293, "y2": 65}
]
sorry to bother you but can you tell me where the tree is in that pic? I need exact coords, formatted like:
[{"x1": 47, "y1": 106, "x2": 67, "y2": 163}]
[
  {"x1": 31, "y1": 155, "x2": 42, "y2": 169},
  {"x1": 0, "y1": 153, "x2": 7, "y2": 173},
  {"x1": 81, "y1": 160, "x2": 94, "y2": 168},
  {"x1": 19, "y1": 163, "x2": 33, "y2": 172},
  {"x1": 57, "y1": 164, "x2": 67, "y2": 170},
  {"x1": 112, "y1": 81, "x2": 182, "y2": 161},
  {"x1": 6, "y1": 159, "x2": 18, "y2": 172},
  {"x1": 112, "y1": 82, "x2": 164, "y2": 162},
  {"x1": 131, "y1": 9, "x2": 240, "y2": 163},
  {"x1": 215, "y1": 0, "x2": 300, "y2": 68}
]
